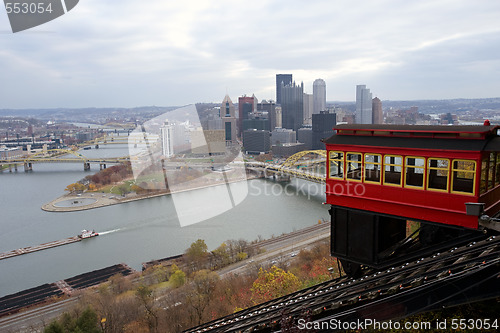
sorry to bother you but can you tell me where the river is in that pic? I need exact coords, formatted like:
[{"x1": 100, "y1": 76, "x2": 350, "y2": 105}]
[{"x1": 0, "y1": 144, "x2": 329, "y2": 297}]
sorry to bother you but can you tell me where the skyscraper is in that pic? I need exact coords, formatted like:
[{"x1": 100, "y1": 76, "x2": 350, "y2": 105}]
[
  {"x1": 313, "y1": 79, "x2": 326, "y2": 115},
  {"x1": 221, "y1": 95, "x2": 237, "y2": 143},
  {"x1": 160, "y1": 120, "x2": 174, "y2": 158},
  {"x1": 312, "y1": 111, "x2": 336, "y2": 150},
  {"x1": 356, "y1": 85, "x2": 373, "y2": 124},
  {"x1": 276, "y1": 74, "x2": 292, "y2": 105},
  {"x1": 281, "y1": 81, "x2": 304, "y2": 132},
  {"x1": 238, "y1": 95, "x2": 257, "y2": 136},
  {"x1": 258, "y1": 100, "x2": 277, "y2": 131},
  {"x1": 303, "y1": 93, "x2": 313, "y2": 125},
  {"x1": 372, "y1": 97, "x2": 383, "y2": 124}
]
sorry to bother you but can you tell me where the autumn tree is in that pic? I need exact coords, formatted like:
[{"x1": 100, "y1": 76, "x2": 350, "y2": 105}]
[
  {"x1": 251, "y1": 266, "x2": 300, "y2": 304},
  {"x1": 136, "y1": 285, "x2": 158, "y2": 332},
  {"x1": 185, "y1": 239, "x2": 209, "y2": 272},
  {"x1": 44, "y1": 306, "x2": 100, "y2": 333},
  {"x1": 185, "y1": 270, "x2": 220, "y2": 325},
  {"x1": 65, "y1": 182, "x2": 86, "y2": 193},
  {"x1": 169, "y1": 264, "x2": 186, "y2": 288}
]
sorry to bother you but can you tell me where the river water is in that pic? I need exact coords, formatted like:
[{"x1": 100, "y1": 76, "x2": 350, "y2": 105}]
[{"x1": 0, "y1": 144, "x2": 328, "y2": 297}]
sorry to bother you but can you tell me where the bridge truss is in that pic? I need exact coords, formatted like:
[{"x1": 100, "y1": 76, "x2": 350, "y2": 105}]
[{"x1": 247, "y1": 150, "x2": 327, "y2": 184}]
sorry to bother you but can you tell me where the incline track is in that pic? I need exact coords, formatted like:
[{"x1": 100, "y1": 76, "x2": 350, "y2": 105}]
[{"x1": 185, "y1": 234, "x2": 500, "y2": 332}]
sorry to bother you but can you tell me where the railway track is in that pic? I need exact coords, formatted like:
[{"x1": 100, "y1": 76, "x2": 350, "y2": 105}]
[{"x1": 185, "y1": 234, "x2": 500, "y2": 332}]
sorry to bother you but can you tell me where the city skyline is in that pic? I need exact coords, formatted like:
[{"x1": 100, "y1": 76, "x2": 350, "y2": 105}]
[{"x1": 1, "y1": 1, "x2": 500, "y2": 108}]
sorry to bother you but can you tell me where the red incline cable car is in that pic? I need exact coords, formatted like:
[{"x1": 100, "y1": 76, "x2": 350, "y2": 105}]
[{"x1": 324, "y1": 124, "x2": 500, "y2": 275}]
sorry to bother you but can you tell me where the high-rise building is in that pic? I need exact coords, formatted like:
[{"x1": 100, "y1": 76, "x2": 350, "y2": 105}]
[
  {"x1": 243, "y1": 111, "x2": 270, "y2": 131},
  {"x1": 303, "y1": 93, "x2": 313, "y2": 125},
  {"x1": 271, "y1": 128, "x2": 296, "y2": 146},
  {"x1": 298, "y1": 126, "x2": 313, "y2": 150},
  {"x1": 221, "y1": 95, "x2": 236, "y2": 117},
  {"x1": 221, "y1": 95, "x2": 237, "y2": 144},
  {"x1": 243, "y1": 129, "x2": 271, "y2": 154},
  {"x1": 275, "y1": 106, "x2": 282, "y2": 128},
  {"x1": 276, "y1": 74, "x2": 292, "y2": 105},
  {"x1": 238, "y1": 95, "x2": 257, "y2": 136},
  {"x1": 160, "y1": 120, "x2": 174, "y2": 157},
  {"x1": 313, "y1": 79, "x2": 326, "y2": 115},
  {"x1": 312, "y1": 111, "x2": 336, "y2": 150},
  {"x1": 372, "y1": 97, "x2": 383, "y2": 124},
  {"x1": 356, "y1": 85, "x2": 373, "y2": 124},
  {"x1": 258, "y1": 100, "x2": 277, "y2": 131},
  {"x1": 281, "y1": 81, "x2": 304, "y2": 132}
]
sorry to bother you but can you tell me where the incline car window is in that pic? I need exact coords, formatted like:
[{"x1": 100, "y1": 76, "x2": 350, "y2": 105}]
[
  {"x1": 329, "y1": 151, "x2": 344, "y2": 179},
  {"x1": 384, "y1": 155, "x2": 402, "y2": 186},
  {"x1": 427, "y1": 158, "x2": 449, "y2": 191},
  {"x1": 452, "y1": 160, "x2": 475, "y2": 195},
  {"x1": 405, "y1": 156, "x2": 425, "y2": 188},
  {"x1": 364, "y1": 154, "x2": 381, "y2": 183},
  {"x1": 346, "y1": 153, "x2": 362, "y2": 181}
]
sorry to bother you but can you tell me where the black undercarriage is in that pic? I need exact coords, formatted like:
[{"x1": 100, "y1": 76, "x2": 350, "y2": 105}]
[{"x1": 330, "y1": 206, "x2": 488, "y2": 277}]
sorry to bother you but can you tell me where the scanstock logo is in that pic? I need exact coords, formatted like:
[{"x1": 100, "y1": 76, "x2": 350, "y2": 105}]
[{"x1": 3, "y1": 0, "x2": 79, "y2": 33}]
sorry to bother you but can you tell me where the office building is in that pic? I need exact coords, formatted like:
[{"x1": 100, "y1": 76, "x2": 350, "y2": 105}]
[
  {"x1": 242, "y1": 129, "x2": 271, "y2": 154},
  {"x1": 160, "y1": 121, "x2": 174, "y2": 157},
  {"x1": 312, "y1": 111, "x2": 336, "y2": 150},
  {"x1": 356, "y1": 85, "x2": 373, "y2": 124},
  {"x1": 238, "y1": 95, "x2": 257, "y2": 136},
  {"x1": 276, "y1": 74, "x2": 293, "y2": 105},
  {"x1": 258, "y1": 100, "x2": 277, "y2": 131},
  {"x1": 372, "y1": 97, "x2": 383, "y2": 124},
  {"x1": 313, "y1": 79, "x2": 326, "y2": 114},
  {"x1": 275, "y1": 106, "x2": 282, "y2": 128},
  {"x1": 272, "y1": 143, "x2": 305, "y2": 157},
  {"x1": 221, "y1": 95, "x2": 237, "y2": 144},
  {"x1": 242, "y1": 111, "x2": 270, "y2": 131},
  {"x1": 271, "y1": 128, "x2": 296, "y2": 146},
  {"x1": 281, "y1": 81, "x2": 304, "y2": 132},
  {"x1": 298, "y1": 127, "x2": 313, "y2": 150},
  {"x1": 303, "y1": 93, "x2": 313, "y2": 125}
]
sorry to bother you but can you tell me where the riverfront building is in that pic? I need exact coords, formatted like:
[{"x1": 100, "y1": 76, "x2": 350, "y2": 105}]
[
  {"x1": 160, "y1": 121, "x2": 174, "y2": 158},
  {"x1": 221, "y1": 95, "x2": 237, "y2": 144},
  {"x1": 243, "y1": 129, "x2": 271, "y2": 154}
]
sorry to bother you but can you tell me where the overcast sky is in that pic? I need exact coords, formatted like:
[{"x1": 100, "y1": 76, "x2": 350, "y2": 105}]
[{"x1": 1, "y1": 0, "x2": 500, "y2": 108}]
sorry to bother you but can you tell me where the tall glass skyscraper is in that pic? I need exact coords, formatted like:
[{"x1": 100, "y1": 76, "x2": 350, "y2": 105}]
[
  {"x1": 356, "y1": 85, "x2": 373, "y2": 124},
  {"x1": 313, "y1": 79, "x2": 326, "y2": 114},
  {"x1": 281, "y1": 81, "x2": 304, "y2": 132},
  {"x1": 276, "y1": 74, "x2": 292, "y2": 105}
]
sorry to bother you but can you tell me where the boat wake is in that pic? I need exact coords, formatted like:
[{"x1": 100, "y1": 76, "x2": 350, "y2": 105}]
[{"x1": 98, "y1": 229, "x2": 120, "y2": 236}]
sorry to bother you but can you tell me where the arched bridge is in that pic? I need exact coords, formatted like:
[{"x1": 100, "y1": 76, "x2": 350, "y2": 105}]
[
  {"x1": 0, "y1": 149, "x2": 129, "y2": 172},
  {"x1": 246, "y1": 150, "x2": 326, "y2": 183}
]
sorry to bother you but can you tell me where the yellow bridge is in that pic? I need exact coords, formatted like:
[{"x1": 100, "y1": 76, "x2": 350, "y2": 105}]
[
  {"x1": 1, "y1": 147, "x2": 325, "y2": 182},
  {"x1": 246, "y1": 150, "x2": 326, "y2": 184}
]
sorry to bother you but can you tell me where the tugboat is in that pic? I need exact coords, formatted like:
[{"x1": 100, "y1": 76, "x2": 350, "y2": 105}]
[{"x1": 79, "y1": 229, "x2": 99, "y2": 239}]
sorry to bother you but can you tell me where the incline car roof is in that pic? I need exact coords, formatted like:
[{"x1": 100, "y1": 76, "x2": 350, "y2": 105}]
[
  {"x1": 323, "y1": 124, "x2": 500, "y2": 151},
  {"x1": 332, "y1": 124, "x2": 498, "y2": 134}
]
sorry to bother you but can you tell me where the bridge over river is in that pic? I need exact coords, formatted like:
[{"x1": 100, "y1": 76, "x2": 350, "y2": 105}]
[
  {"x1": 0, "y1": 148, "x2": 129, "y2": 172},
  {"x1": 1, "y1": 147, "x2": 326, "y2": 184}
]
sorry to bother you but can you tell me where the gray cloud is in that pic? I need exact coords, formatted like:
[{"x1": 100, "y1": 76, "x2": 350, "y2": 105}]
[{"x1": 1, "y1": 0, "x2": 500, "y2": 108}]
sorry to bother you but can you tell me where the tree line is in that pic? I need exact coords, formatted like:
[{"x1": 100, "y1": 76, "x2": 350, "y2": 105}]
[{"x1": 43, "y1": 237, "x2": 337, "y2": 333}]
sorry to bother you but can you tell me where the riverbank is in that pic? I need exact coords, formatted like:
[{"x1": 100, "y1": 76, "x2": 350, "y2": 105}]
[{"x1": 42, "y1": 175, "x2": 260, "y2": 212}]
